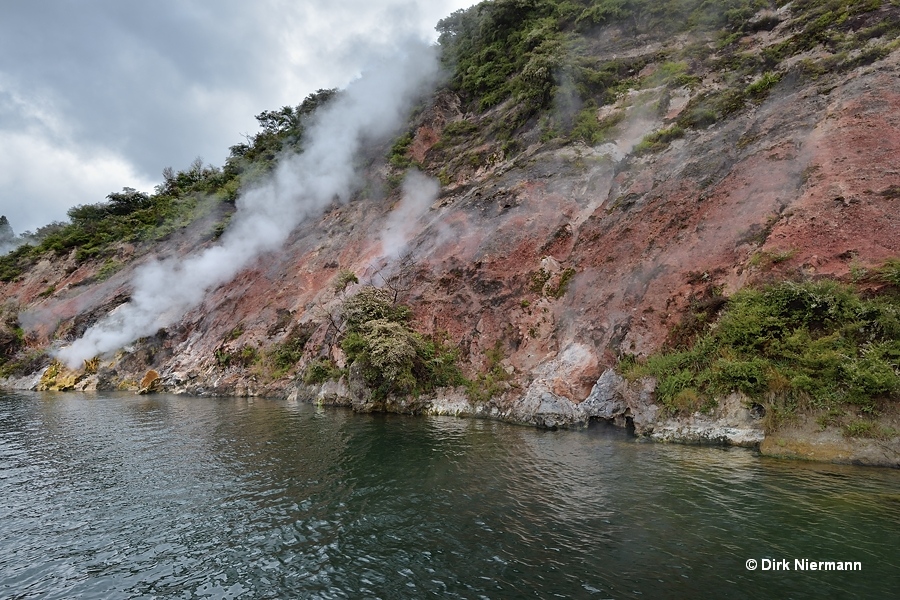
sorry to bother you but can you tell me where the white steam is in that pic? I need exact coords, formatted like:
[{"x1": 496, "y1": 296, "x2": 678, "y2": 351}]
[
  {"x1": 56, "y1": 38, "x2": 440, "y2": 368},
  {"x1": 379, "y1": 169, "x2": 440, "y2": 260}
]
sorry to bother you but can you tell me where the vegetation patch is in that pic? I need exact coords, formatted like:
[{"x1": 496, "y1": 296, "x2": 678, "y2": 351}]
[
  {"x1": 302, "y1": 358, "x2": 344, "y2": 385},
  {"x1": 0, "y1": 350, "x2": 50, "y2": 379},
  {"x1": 634, "y1": 124, "x2": 685, "y2": 154},
  {"x1": 465, "y1": 340, "x2": 513, "y2": 404},
  {"x1": 749, "y1": 248, "x2": 796, "y2": 268},
  {"x1": 214, "y1": 345, "x2": 260, "y2": 369},
  {"x1": 436, "y1": 0, "x2": 772, "y2": 143},
  {"x1": 843, "y1": 419, "x2": 898, "y2": 440},
  {"x1": 623, "y1": 268, "x2": 900, "y2": 428},
  {"x1": 388, "y1": 132, "x2": 417, "y2": 169},
  {"x1": 0, "y1": 89, "x2": 339, "y2": 278},
  {"x1": 268, "y1": 322, "x2": 316, "y2": 377},
  {"x1": 548, "y1": 267, "x2": 577, "y2": 298},
  {"x1": 529, "y1": 268, "x2": 553, "y2": 294},
  {"x1": 340, "y1": 287, "x2": 463, "y2": 399}
]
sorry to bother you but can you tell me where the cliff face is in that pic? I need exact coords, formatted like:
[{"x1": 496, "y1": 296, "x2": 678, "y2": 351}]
[{"x1": 2, "y1": 2, "x2": 900, "y2": 466}]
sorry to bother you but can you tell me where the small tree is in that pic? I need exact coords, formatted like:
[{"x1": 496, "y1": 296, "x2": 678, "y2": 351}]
[{"x1": 339, "y1": 286, "x2": 460, "y2": 399}]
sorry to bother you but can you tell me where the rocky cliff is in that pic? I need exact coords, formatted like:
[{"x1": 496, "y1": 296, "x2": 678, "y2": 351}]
[{"x1": 2, "y1": 0, "x2": 899, "y2": 467}]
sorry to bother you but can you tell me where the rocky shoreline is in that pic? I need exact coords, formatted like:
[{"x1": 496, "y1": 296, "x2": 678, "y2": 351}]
[{"x1": 11, "y1": 365, "x2": 895, "y2": 468}]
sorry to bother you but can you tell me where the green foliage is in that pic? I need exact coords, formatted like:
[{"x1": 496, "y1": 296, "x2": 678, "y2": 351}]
[
  {"x1": 745, "y1": 71, "x2": 782, "y2": 100},
  {"x1": 465, "y1": 340, "x2": 513, "y2": 403},
  {"x1": 529, "y1": 268, "x2": 552, "y2": 293},
  {"x1": 228, "y1": 89, "x2": 338, "y2": 170},
  {"x1": 634, "y1": 124, "x2": 684, "y2": 154},
  {"x1": 438, "y1": 0, "x2": 568, "y2": 119},
  {"x1": 269, "y1": 323, "x2": 315, "y2": 377},
  {"x1": 303, "y1": 358, "x2": 343, "y2": 385},
  {"x1": 340, "y1": 286, "x2": 462, "y2": 399},
  {"x1": 0, "y1": 244, "x2": 37, "y2": 282},
  {"x1": 843, "y1": 419, "x2": 897, "y2": 439},
  {"x1": 9, "y1": 176, "x2": 231, "y2": 265},
  {"x1": 433, "y1": 0, "x2": 890, "y2": 156},
  {"x1": 624, "y1": 273, "x2": 900, "y2": 421},
  {"x1": 0, "y1": 311, "x2": 25, "y2": 372},
  {"x1": 442, "y1": 119, "x2": 480, "y2": 139},
  {"x1": 215, "y1": 344, "x2": 260, "y2": 369},
  {"x1": 0, "y1": 89, "x2": 341, "y2": 276},
  {"x1": 548, "y1": 267, "x2": 577, "y2": 298},
  {"x1": 97, "y1": 259, "x2": 123, "y2": 281},
  {"x1": 0, "y1": 350, "x2": 49, "y2": 379},
  {"x1": 333, "y1": 269, "x2": 359, "y2": 293},
  {"x1": 225, "y1": 324, "x2": 245, "y2": 341},
  {"x1": 875, "y1": 259, "x2": 900, "y2": 287},
  {"x1": 342, "y1": 287, "x2": 411, "y2": 331},
  {"x1": 388, "y1": 132, "x2": 416, "y2": 169},
  {"x1": 644, "y1": 61, "x2": 701, "y2": 89},
  {"x1": 749, "y1": 248, "x2": 796, "y2": 268},
  {"x1": 569, "y1": 103, "x2": 618, "y2": 144}
]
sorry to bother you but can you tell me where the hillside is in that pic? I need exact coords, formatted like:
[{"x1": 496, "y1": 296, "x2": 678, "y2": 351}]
[{"x1": 2, "y1": 0, "x2": 900, "y2": 466}]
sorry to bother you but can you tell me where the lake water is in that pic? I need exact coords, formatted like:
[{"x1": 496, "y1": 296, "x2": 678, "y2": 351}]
[{"x1": 0, "y1": 391, "x2": 897, "y2": 599}]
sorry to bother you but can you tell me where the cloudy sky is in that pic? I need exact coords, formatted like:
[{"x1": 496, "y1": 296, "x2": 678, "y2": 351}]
[{"x1": 0, "y1": 0, "x2": 477, "y2": 234}]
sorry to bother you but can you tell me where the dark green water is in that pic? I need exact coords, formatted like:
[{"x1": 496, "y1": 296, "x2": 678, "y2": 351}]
[{"x1": 0, "y1": 392, "x2": 897, "y2": 599}]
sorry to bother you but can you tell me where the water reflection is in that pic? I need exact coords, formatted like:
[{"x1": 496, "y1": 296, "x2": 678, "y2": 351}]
[{"x1": 0, "y1": 391, "x2": 898, "y2": 599}]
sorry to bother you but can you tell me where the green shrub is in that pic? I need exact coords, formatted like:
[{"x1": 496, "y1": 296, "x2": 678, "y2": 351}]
[
  {"x1": 548, "y1": 267, "x2": 577, "y2": 298},
  {"x1": 875, "y1": 259, "x2": 900, "y2": 287},
  {"x1": 745, "y1": 71, "x2": 782, "y2": 101},
  {"x1": 465, "y1": 340, "x2": 513, "y2": 404},
  {"x1": 303, "y1": 358, "x2": 343, "y2": 385},
  {"x1": 624, "y1": 268, "x2": 900, "y2": 421},
  {"x1": 569, "y1": 103, "x2": 628, "y2": 145},
  {"x1": 269, "y1": 323, "x2": 315, "y2": 376},
  {"x1": 342, "y1": 287, "x2": 410, "y2": 332},
  {"x1": 0, "y1": 244, "x2": 37, "y2": 282},
  {"x1": 333, "y1": 269, "x2": 359, "y2": 293},
  {"x1": 389, "y1": 133, "x2": 416, "y2": 169},
  {"x1": 339, "y1": 286, "x2": 461, "y2": 399},
  {"x1": 529, "y1": 268, "x2": 552, "y2": 293},
  {"x1": 634, "y1": 124, "x2": 684, "y2": 154},
  {"x1": 843, "y1": 419, "x2": 896, "y2": 439},
  {"x1": 215, "y1": 344, "x2": 259, "y2": 369}
]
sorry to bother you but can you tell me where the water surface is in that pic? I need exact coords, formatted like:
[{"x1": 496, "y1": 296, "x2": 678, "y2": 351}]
[{"x1": 1, "y1": 391, "x2": 897, "y2": 599}]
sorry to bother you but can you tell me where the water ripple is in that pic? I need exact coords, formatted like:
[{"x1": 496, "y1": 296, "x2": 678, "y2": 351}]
[{"x1": 0, "y1": 392, "x2": 898, "y2": 599}]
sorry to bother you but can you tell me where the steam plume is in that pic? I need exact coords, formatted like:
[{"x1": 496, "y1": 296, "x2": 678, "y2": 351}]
[
  {"x1": 56, "y1": 38, "x2": 439, "y2": 368},
  {"x1": 380, "y1": 169, "x2": 440, "y2": 260}
]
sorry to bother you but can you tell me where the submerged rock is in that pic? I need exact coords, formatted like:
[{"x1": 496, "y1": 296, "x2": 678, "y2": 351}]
[{"x1": 761, "y1": 418, "x2": 900, "y2": 469}]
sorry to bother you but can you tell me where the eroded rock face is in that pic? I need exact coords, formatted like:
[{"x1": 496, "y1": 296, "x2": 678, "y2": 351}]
[
  {"x1": 580, "y1": 369, "x2": 765, "y2": 447},
  {"x1": 506, "y1": 381, "x2": 587, "y2": 429},
  {"x1": 582, "y1": 369, "x2": 630, "y2": 423},
  {"x1": 647, "y1": 393, "x2": 765, "y2": 448}
]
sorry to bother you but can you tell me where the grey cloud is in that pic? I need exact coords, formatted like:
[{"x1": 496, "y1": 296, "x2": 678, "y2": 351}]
[{"x1": 0, "y1": 0, "x2": 474, "y2": 232}]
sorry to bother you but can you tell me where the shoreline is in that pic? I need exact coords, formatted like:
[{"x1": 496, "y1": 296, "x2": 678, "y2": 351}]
[{"x1": 6, "y1": 365, "x2": 897, "y2": 469}]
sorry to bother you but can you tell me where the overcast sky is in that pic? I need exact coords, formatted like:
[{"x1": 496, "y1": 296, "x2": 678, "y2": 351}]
[{"x1": 0, "y1": 0, "x2": 477, "y2": 234}]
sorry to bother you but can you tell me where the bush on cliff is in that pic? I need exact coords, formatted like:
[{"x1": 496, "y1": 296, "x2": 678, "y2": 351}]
[
  {"x1": 339, "y1": 287, "x2": 462, "y2": 399},
  {"x1": 625, "y1": 273, "x2": 900, "y2": 427}
]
